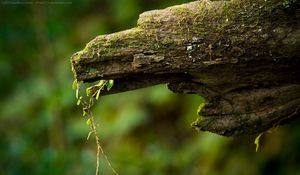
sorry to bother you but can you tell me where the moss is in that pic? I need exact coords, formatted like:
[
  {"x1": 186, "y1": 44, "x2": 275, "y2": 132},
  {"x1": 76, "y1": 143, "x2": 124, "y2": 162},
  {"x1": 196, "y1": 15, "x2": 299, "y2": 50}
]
[
  {"x1": 282, "y1": 0, "x2": 297, "y2": 8},
  {"x1": 75, "y1": 27, "x2": 155, "y2": 61},
  {"x1": 76, "y1": 0, "x2": 287, "y2": 63}
]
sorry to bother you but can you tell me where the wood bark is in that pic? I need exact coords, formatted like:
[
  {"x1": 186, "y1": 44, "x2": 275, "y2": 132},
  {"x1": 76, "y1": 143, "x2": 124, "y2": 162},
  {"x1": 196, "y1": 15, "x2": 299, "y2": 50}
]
[{"x1": 71, "y1": 0, "x2": 300, "y2": 136}]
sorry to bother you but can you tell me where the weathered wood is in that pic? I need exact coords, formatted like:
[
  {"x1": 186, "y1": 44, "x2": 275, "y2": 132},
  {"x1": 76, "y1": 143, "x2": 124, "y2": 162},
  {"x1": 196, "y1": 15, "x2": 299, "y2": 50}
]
[{"x1": 71, "y1": 0, "x2": 300, "y2": 136}]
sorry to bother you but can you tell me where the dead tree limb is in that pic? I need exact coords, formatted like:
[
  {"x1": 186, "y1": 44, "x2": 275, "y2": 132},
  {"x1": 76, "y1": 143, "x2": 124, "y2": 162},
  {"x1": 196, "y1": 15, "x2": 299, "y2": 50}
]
[{"x1": 71, "y1": 0, "x2": 300, "y2": 136}]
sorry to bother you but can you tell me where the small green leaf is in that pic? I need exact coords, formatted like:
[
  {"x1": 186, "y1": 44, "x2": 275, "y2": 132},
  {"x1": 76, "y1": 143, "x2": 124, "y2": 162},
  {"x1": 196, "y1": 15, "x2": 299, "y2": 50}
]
[
  {"x1": 86, "y1": 87, "x2": 92, "y2": 96},
  {"x1": 96, "y1": 89, "x2": 101, "y2": 100},
  {"x1": 197, "y1": 102, "x2": 206, "y2": 114},
  {"x1": 107, "y1": 80, "x2": 114, "y2": 91},
  {"x1": 77, "y1": 96, "x2": 82, "y2": 105},
  {"x1": 73, "y1": 80, "x2": 80, "y2": 99},
  {"x1": 72, "y1": 79, "x2": 78, "y2": 90},
  {"x1": 89, "y1": 98, "x2": 94, "y2": 106},
  {"x1": 98, "y1": 80, "x2": 107, "y2": 88},
  {"x1": 254, "y1": 133, "x2": 263, "y2": 152},
  {"x1": 86, "y1": 131, "x2": 92, "y2": 140},
  {"x1": 76, "y1": 88, "x2": 79, "y2": 99},
  {"x1": 86, "y1": 118, "x2": 92, "y2": 125},
  {"x1": 83, "y1": 110, "x2": 86, "y2": 117}
]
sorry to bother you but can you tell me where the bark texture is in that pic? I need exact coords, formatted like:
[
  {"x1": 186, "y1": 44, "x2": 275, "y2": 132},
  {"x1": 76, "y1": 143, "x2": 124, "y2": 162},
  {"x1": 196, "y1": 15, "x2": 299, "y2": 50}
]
[{"x1": 71, "y1": 0, "x2": 300, "y2": 136}]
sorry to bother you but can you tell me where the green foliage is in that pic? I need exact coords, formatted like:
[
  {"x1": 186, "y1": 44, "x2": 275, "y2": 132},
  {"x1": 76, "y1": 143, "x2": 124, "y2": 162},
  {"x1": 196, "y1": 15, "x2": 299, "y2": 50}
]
[
  {"x1": 107, "y1": 80, "x2": 114, "y2": 91},
  {"x1": 75, "y1": 79, "x2": 118, "y2": 175},
  {"x1": 77, "y1": 79, "x2": 114, "y2": 125},
  {"x1": 86, "y1": 118, "x2": 92, "y2": 126},
  {"x1": 254, "y1": 133, "x2": 263, "y2": 152},
  {"x1": 197, "y1": 100, "x2": 206, "y2": 114},
  {"x1": 1, "y1": 1, "x2": 300, "y2": 175},
  {"x1": 282, "y1": 0, "x2": 297, "y2": 8}
]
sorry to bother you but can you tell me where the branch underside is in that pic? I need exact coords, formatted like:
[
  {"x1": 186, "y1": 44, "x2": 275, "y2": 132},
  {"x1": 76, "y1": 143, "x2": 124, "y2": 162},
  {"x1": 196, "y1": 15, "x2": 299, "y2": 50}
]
[{"x1": 71, "y1": 0, "x2": 300, "y2": 136}]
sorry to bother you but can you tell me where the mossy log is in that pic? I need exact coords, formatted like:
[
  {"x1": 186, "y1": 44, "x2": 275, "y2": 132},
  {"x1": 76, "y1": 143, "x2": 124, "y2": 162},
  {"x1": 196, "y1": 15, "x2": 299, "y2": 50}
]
[{"x1": 71, "y1": 0, "x2": 300, "y2": 136}]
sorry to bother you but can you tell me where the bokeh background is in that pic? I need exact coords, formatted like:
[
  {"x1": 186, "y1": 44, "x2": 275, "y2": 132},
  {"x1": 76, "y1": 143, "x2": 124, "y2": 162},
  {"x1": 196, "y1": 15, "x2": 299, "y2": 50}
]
[{"x1": 1, "y1": 0, "x2": 300, "y2": 175}]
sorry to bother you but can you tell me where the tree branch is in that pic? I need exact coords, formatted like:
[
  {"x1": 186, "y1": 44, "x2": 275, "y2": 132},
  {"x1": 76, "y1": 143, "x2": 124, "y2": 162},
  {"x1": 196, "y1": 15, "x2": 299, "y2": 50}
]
[{"x1": 71, "y1": 0, "x2": 300, "y2": 136}]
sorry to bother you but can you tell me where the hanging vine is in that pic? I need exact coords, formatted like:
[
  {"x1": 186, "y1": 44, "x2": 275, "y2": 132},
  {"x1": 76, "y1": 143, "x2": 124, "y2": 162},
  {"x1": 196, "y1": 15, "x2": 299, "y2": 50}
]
[{"x1": 73, "y1": 79, "x2": 118, "y2": 175}]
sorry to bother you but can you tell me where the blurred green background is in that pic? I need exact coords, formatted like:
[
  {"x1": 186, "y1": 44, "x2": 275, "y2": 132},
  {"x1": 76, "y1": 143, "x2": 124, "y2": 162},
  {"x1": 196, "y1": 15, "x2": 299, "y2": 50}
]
[{"x1": 1, "y1": 0, "x2": 300, "y2": 175}]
